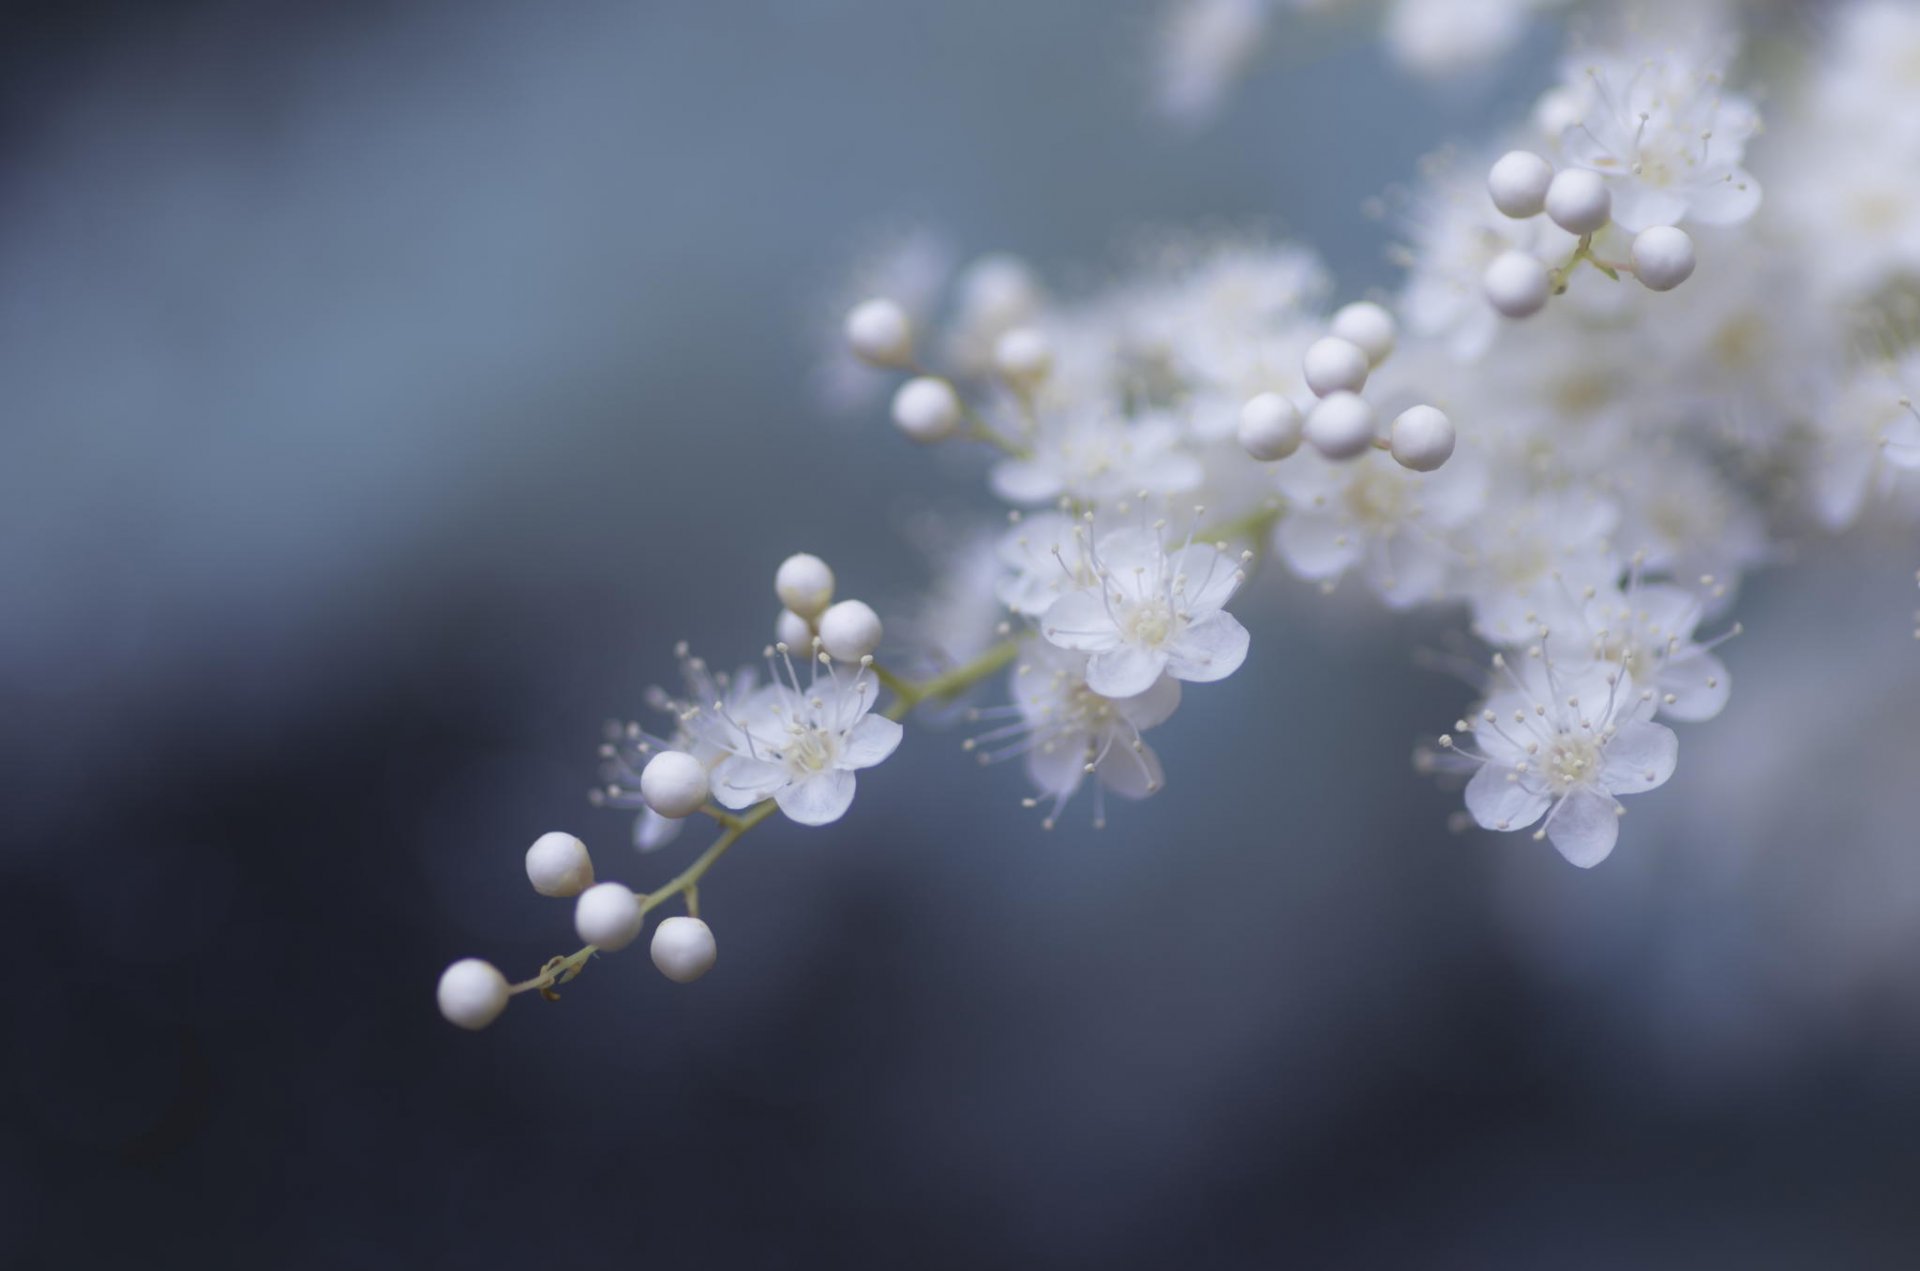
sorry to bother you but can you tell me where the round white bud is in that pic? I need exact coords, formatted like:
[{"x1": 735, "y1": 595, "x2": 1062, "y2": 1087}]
[
  {"x1": 524, "y1": 831, "x2": 594, "y2": 898},
  {"x1": 574, "y1": 882, "x2": 644, "y2": 952},
  {"x1": 1389, "y1": 405, "x2": 1456, "y2": 472},
  {"x1": 844, "y1": 298, "x2": 912, "y2": 367},
  {"x1": 651, "y1": 915, "x2": 718, "y2": 984},
  {"x1": 774, "y1": 552, "x2": 835, "y2": 619},
  {"x1": 640, "y1": 750, "x2": 710, "y2": 819},
  {"x1": 890, "y1": 376, "x2": 961, "y2": 443},
  {"x1": 1544, "y1": 168, "x2": 1612, "y2": 235},
  {"x1": 775, "y1": 607, "x2": 812, "y2": 649},
  {"x1": 993, "y1": 326, "x2": 1053, "y2": 386},
  {"x1": 437, "y1": 958, "x2": 510, "y2": 1030},
  {"x1": 1329, "y1": 302, "x2": 1396, "y2": 367},
  {"x1": 818, "y1": 599, "x2": 883, "y2": 661},
  {"x1": 1487, "y1": 150, "x2": 1555, "y2": 219},
  {"x1": 1304, "y1": 392, "x2": 1377, "y2": 461},
  {"x1": 1237, "y1": 392, "x2": 1303, "y2": 461},
  {"x1": 1630, "y1": 225, "x2": 1696, "y2": 292},
  {"x1": 1482, "y1": 251, "x2": 1550, "y2": 319},
  {"x1": 957, "y1": 253, "x2": 1040, "y2": 327},
  {"x1": 1302, "y1": 336, "x2": 1371, "y2": 398}
]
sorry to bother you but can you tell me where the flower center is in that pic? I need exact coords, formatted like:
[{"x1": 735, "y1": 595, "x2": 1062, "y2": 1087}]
[
  {"x1": 1124, "y1": 598, "x2": 1176, "y2": 647},
  {"x1": 1543, "y1": 733, "x2": 1602, "y2": 794},
  {"x1": 781, "y1": 725, "x2": 838, "y2": 775}
]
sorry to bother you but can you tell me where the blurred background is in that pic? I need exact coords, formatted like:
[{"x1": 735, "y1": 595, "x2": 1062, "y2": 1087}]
[{"x1": 4, "y1": 1, "x2": 1919, "y2": 1266}]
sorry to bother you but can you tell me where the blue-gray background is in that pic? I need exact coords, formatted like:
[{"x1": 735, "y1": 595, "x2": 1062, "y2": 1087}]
[{"x1": 5, "y1": 1, "x2": 1919, "y2": 1266}]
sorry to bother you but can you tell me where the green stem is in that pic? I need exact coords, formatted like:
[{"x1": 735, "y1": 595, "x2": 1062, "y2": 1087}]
[{"x1": 879, "y1": 638, "x2": 1021, "y2": 721}]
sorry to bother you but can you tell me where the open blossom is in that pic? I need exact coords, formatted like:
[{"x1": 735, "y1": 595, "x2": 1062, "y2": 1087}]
[
  {"x1": 1041, "y1": 524, "x2": 1249, "y2": 697},
  {"x1": 595, "y1": 648, "x2": 766, "y2": 851},
  {"x1": 990, "y1": 413, "x2": 1204, "y2": 506},
  {"x1": 1552, "y1": 48, "x2": 1763, "y2": 232},
  {"x1": 1538, "y1": 578, "x2": 1734, "y2": 723},
  {"x1": 973, "y1": 641, "x2": 1180, "y2": 827},
  {"x1": 1809, "y1": 357, "x2": 1920, "y2": 531},
  {"x1": 1454, "y1": 653, "x2": 1678, "y2": 867},
  {"x1": 708, "y1": 650, "x2": 903, "y2": 826},
  {"x1": 995, "y1": 511, "x2": 1093, "y2": 617},
  {"x1": 1274, "y1": 444, "x2": 1486, "y2": 606}
]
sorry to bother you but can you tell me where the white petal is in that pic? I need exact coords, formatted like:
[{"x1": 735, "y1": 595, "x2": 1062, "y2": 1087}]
[
  {"x1": 1601, "y1": 720, "x2": 1678, "y2": 792},
  {"x1": 1277, "y1": 511, "x2": 1363, "y2": 581},
  {"x1": 1632, "y1": 584, "x2": 1703, "y2": 642},
  {"x1": 1113, "y1": 675, "x2": 1182, "y2": 730},
  {"x1": 1684, "y1": 168, "x2": 1762, "y2": 225},
  {"x1": 1655, "y1": 652, "x2": 1729, "y2": 723},
  {"x1": 1465, "y1": 763, "x2": 1551, "y2": 832},
  {"x1": 840, "y1": 714, "x2": 904, "y2": 768},
  {"x1": 1025, "y1": 733, "x2": 1089, "y2": 799},
  {"x1": 990, "y1": 458, "x2": 1064, "y2": 505},
  {"x1": 1092, "y1": 527, "x2": 1165, "y2": 577},
  {"x1": 1163, "y1": 611, "x2": 1249, "y2": 683},
  {"x1": 1086, "y1": 644, "x2": 1170, "y2": 698},
  {"x1": 1096, "y1": 739, "x2": 1163, "y2": 800},
  {"x1": 711, "y1": 755, "x2": 788, "y2": 809},
  {"x1": 775, "y1": 769, "x2": 857, "y2": 826},
  {"x1": 634, "y1": 809, "x2": 683, "y2": 853},
  {"x1": 1609, "y1": 184, "x2": 1689, "y2": 233},
  {"x1": 1168, "y1": 543, "x2": 1240, "y2": 612},
  {"x1": 1546, "y1": 787, "x2": 1619, "y2": 868},
  {"x1": 1041, "y1": 591, "x2": 1123, "y2": 653}
]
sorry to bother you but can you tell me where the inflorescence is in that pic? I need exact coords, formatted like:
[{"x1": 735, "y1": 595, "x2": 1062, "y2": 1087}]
[{"x1": 440, "y1": 0, "x2": 1920, "y2": 1028}]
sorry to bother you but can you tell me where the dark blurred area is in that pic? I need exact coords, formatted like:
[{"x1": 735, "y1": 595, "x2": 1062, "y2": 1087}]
[{"x1": 3, "y1": 1, "x2": 1919, "y2": 1267}]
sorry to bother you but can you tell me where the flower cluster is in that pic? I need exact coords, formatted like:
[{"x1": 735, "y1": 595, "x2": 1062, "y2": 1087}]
[{"x1": 439, "y1": 0, "x2": 1920, "y2": 1027}]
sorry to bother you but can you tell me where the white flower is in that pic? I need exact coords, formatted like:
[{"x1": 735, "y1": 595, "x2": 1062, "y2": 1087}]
[
  {"x1": 995, "y1": 511, "x2": 1093, "y2": 617},
  {"x1": 1274, "y1": 444, "x2": 1486, "y2": 606},
  {"x1": 1553, "y1": 49, "x2": 1763, "y2": 231},
  {"x1": 1451, "y1": 489, "x2": 1620, "y2": 644},
  {"x1": 970, "y1": 641, "x2": 1181, "y2": 827},
  {"x1": 1809, "y1": 357, "x2": 1920, "y2": 532},
  {"x1": 1453, "y1": 652, "x2": 1677, "y2": 867},
  {"x1": 1041, "y1": 524, "x2": 1250, "y2": 697},
  {"x1": 595, "y1": 647, "x2": 765, "y2": 852},
  {"x1": 708, "y1": 650, "x2": 903, "y2": 826},
  {"x1": 1538, "y1": 578, "x2": 1736, "y2": 723},
  {"x1": 990, "y1": 413, "x2": 1203, "y2": 506}
]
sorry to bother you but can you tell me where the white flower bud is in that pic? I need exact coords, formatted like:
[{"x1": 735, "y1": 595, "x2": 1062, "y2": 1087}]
[
  {"x1": 574, "y1": 882, "x2": 644, "y2": 952},
  {"x1": 1303, "y1": 336, "x2": 1371, "y2": 397},
  {"x1": 957, "y1": 253, "x2": 1039, "y2": 327},
  {"x1": 1237, "y1": 392, "x2": 1302, "y2": 461},
  {"x1": 1329, "y1": 302, "x2": 1396, "y2": 366},
  {"x1": 818, "y1": 599, "x2": 883, "y2": 661},
  {"x1": 1389, "y1": 404, "x2": 1456, "y2": 472},
  {"x1": 844, "y1": 298, "x2": 913, "y2": 367},
  {"x1": 1544, "y1": 168, "x2": 1612, "y2": 235},
  {"x1": 650, "y1": 915, "x2": 718, "y2": 984},
  {"x1": 775, "y1": 608, "x2": 813, "y2": 649},
  {"x1": 775, "y1": 552, "x2": 835, "y2": 619},
  {"x1": 993, "y1": 326, "x2": 1053, "y2": 386},
  {"x1": 640, "y1": 750, "x2": 710, "y2": 819},
  {"x1": 524, "y1": 831, "x2": 593, "y2": 898},
  {"x1": 1487, "y1": 150, "x2": 1554, "y2": 219},
  {"x1": 1483, "y1": 251, "x2": 1550, "y2": 318},
  {"x1": 437, "y1": 958, "x2": 510, "y2": 1030},
  {"x1": 890, "y1": 376, "x2": 961, "y2": 443},
  {"x1": 1304, "y1": 391, "x2": 1376, "y2": 461},
  {"x1": 1630, "y1": 225, "x2": 1696, "y2": 292}
]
